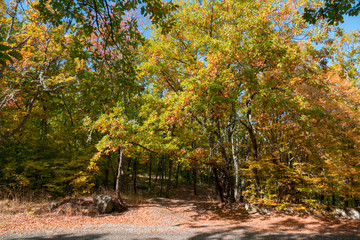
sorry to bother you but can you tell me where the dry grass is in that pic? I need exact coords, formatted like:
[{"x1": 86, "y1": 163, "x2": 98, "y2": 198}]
[{"x1": 0, "y1": 199, "x2": 47, "y2": 215}]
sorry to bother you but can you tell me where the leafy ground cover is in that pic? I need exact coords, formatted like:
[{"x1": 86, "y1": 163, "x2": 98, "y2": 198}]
[{"x1": 1, "y1": 188, "x2": 360, "y2": 238}]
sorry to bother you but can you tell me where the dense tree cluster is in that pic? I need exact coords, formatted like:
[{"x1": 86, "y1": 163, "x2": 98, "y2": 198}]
[{"x1": 1, "y1": 0, "x2": 359, "y2": 209}]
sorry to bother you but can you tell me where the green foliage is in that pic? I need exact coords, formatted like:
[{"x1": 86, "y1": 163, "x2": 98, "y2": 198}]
[
  {"x1": 304, "y1": 0, "x2": 360, "y2": 25},
  {"x1": 0, "y1": 0, "x2": 359, "y2": 209}
]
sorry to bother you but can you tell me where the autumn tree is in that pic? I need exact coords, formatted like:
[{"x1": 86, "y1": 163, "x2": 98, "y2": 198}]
[
  {"x1": 136, "y1": 0, "x2": 360, "y2": 204},
  {"x1": 0, "y1": 0, "x2": 95, "y2": 197}
]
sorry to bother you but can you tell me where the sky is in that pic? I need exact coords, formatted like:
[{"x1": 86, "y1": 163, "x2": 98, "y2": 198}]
[
  {"x1": 141, "y1": 10, "x2": 360, "y2": 39},
  {"x1": 339, "y1": 15, "x2": 360, "y2": 32}
]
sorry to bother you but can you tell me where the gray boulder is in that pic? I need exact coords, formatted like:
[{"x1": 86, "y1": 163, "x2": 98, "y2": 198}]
[
  {"x1": 333, "y1": 208, "x2": 348, "y2": 218},
  {"x1": 346, "y1": 208, "x2": 360, "y2": 219},
  {"x1": 245, "y1": 203, "x2": 258, "y2": 214},
  {"x1": 245, "y1": 203, "x2": 271, "y2": 215},
  {"x1": 93, "y1": 195, "x2": 114, "y2": 214}
]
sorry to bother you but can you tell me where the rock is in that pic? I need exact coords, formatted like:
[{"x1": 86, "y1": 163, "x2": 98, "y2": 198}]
[
  {"x1": 82, "y1": 204, "x2": 98, "y2": 216},
  {"x1": 245, "y1": 203, "x2": 272, "y2": 215},
  {"x1": 259, "y1": 206, "x2": 272, "y2": 215},
  {"x1": 50, "y1": 201, "x2": 59, "y2": 211},
  {"x1": 61, "y1": 202, "x2": 75, "y2": 216},
  {"x1": 93, "y1": 195, "x2": 114, "y2": 214},
  {"x1": 346, "y1": 208, "x2": 360, "y2": 219},
  {"x1": 333, "y1": 208, "x2": 347, "y2": 218},
  {"x1": 245, "y1": 203, "x2": 258, "y2": 214}
]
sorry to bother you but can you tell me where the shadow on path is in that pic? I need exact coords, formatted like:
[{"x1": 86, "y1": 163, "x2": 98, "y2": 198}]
[
  {"x1": 189, "y1": 230, "x2": 360, "y2": 240},
  {"x1": 4, "y1": 233, "x2": 107, "y2": 240},
  {"x1": 146, "y1": 197, "x2": 251, "y2": 222}
]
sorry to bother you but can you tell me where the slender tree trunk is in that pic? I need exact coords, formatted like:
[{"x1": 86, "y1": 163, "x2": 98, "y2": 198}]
[
  {"x1": 193, "y1": 168, "x2": 197, "y2": 196},
  {"x1": 148, "y1": 157, "x2": 152, "y2": 191},
  {"x1": 155, "y1": 160, "x2": 161, "y2": 184},
  {"x1": 175, "y1": 163, "x2": 180, "y2": 188},
  {"x1": 354, "y1": 198, "x2": 359, "y2": 208},
  {"x1": 166, "y1": 159, "x2": 173, "y2": 198},
  {"x1": 133, "y1": 157, "x2": 137, "y2": 194},
  {"x1": 116, "y1": 148, "x2": 125, "y2": 207},
  {"x1": 232, "y1": 129, "x2": 239, "y2": 202},
  {"x1": 159, "y1": 157, "x2": 164, "y2": 196}
]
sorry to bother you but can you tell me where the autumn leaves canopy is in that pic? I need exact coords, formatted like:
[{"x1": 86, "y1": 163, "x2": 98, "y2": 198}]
[{"x1": 1, "y1": 0, "x2": 359, "y2": 206}]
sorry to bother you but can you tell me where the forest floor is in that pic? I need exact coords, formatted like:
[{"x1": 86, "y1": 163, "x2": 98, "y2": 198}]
[{"x1": 1, "y1": 187, "x2": 360, "y2": 239}]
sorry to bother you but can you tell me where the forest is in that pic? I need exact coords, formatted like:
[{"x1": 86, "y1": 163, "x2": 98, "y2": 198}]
[{"x1": 1, "y1": 0, "x2": 360, "y2": 211}]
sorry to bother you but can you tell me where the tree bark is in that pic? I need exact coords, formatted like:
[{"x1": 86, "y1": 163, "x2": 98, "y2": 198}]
[
  {"x1": 213, "y1": 167, "x2": 224, "y2": 202},
  {"x1": 231, "y1": 124, "x2": 241, "y2": 202},
  {"x1": 116, "y1": 148, "x2": 126, "y2": 208},
  {"x1": 240, "y1": 93, "x2": 261, "y2": 198},
  {"x1": 193, "y1": 168, "x2": 197, "y2": 196},
  {"x1": 148, "y1": 157, "x2": 152, "y2": 191},
  {"x1": 175, "y1": 163, "x2": 180, "y2": 188},
  {"x1": 166, "y1": 159, "x2": 173, "y2": 198},
  {"x1": 133, "y1": 157, "x2": 137, "y2": 194},
  {"x1": 159, "y1": 157, "x2": 164, "y2": 196}
]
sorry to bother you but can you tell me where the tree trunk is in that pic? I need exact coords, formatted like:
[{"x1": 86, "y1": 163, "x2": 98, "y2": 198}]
[
  {"x1": 166, "y1": 159, "x2": 173, "y2": 198},
  {"x1": 231, "y1": 125, "x2": 240, "y2": 202},
  {"x1": 155, "y1": 159, "x2": 161, "y2": 184},
  {"x1": 193, "y1": 168, "x2": 197, "y2": 196},
  {"x1": 159, "y1": 157, "x2": 164, "y2": 196},
  {"x1": 213, "y1": 167, "x2": 224, "y2": 203},
  {"x1": 240, "y1": 93, "x2": 261, "y2": 198},
  {"x1": 148, "y1": 157, "x2": 152, "y2": 191},
  {"x1": 133, "y1": 157, "x2": 137, "y2": 194},
  {"x1": 175, "y1": 163, "x2": 180, "y2": 188},
  {"x1": 116, "y1": 148, "x2": 126, "y2": 208}
]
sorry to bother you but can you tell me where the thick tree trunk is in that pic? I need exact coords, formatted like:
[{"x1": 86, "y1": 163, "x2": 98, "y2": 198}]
[
  {"x1": 240, "y1": 93, "x2": 261, "y2": 198},
  {"x1": 213, "y1": 167, "x2": 224, "y2": 203}
]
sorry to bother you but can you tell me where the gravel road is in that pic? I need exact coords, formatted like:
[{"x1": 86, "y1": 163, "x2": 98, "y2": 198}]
[
  {"x1": 2, "y1": 222, "x2": 360, "y2": 240},
  {"x1": 2, "y1": 198, "x2": 360, "y2": 240}
]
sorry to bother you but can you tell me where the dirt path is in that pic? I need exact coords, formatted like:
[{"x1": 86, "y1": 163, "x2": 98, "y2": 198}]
[{"x1": 1, "y1": 198, "x2": 360, "y2": 239}]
